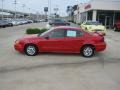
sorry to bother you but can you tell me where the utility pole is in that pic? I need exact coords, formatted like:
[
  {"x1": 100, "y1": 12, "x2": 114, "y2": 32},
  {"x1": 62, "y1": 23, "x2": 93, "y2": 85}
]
[
  {"x1": 1, "y1": 0, "x2": 5, "y2": 20},
  {"x1": 48, "y1": 0, "x2": 51, "y2": 15},
  {"x1": 13, "y1": 0, "x2": 17, "y2": 19},
  {"x1": 48, "y1": 0, "x2": 49, "y2": 15},
  {"x1": 29, "y1": 8, "x2": 31, "y2": 19},
  {"x1": 54, "y1": 5, "x2": 59, "y2": 18},
  {"x1": 22, "y1": 4, "x2": 25, "y2": 19},
  {"x1": 54, "y1": 5, "x2": 59, "y2": 14},
  {"x1": 76, "y1": 0, "x2": 80, "y2": 23},
  {"x1": 50, "y1": 0, "x2": 51, "y2": 15}
]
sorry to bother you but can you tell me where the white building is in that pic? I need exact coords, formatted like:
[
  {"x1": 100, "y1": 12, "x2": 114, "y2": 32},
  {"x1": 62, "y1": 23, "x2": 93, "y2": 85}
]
[{"x1": 76, "y1": 0, "x2": 120, "y2": 28}]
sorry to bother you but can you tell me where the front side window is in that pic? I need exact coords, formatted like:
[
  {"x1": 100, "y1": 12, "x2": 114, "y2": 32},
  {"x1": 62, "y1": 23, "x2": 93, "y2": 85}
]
[
  {"x1": 49, "y1": 29, "x2": 65, "y2": 38},
  {"x1": 40, "y1": 28, "x2": 53, "y2": 36}
]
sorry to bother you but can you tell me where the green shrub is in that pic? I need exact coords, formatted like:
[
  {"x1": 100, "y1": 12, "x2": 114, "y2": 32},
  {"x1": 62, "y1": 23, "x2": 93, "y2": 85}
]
[
  {"x1": 26, "y1": 28, "x2": 48, "y2": 34},
  {"x1": 40, "y1": 28, "x2": 48, "y2": 34}
]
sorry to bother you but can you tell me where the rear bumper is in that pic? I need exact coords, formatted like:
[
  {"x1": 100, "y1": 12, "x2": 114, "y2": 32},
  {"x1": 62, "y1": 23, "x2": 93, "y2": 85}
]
[{"x1": 95, "y1": 42, "x2": 106, "y2": 52}]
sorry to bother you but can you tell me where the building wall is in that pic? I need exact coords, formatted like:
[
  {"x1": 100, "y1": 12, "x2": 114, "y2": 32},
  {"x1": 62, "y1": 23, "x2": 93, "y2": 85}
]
[
  {"x1": 91, "y1": 0, "x2": 120, "y2": 11},
  {"x1": 75, "y1": 0, "x2": 120, "y2": 23},
  {"x1": 79, "y1": 0, "x2": 120, "y2": 13}
]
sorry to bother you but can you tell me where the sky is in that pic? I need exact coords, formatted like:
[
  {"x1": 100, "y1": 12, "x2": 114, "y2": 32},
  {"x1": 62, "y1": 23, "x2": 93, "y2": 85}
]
[{"x1": 1, "y1": 0, "x2": 89, "y2": 16}]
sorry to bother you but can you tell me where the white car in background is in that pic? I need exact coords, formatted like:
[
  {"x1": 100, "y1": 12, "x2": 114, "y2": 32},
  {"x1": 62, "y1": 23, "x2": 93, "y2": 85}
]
[{"x1": 10, "y1": 20, "x2": 19, "y2": 26}]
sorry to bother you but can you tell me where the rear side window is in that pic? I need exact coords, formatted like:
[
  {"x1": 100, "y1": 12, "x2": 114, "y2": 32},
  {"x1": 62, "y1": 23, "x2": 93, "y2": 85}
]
[
  {"x1": 66, "y1": 30, "x2": 84, "y2": 37},
  {"x1": 76, "y1": 30, "x2": 84, "y2": 37},
  {"x1": 67, "y1": 30, "x2": 77, "y2": 37}
]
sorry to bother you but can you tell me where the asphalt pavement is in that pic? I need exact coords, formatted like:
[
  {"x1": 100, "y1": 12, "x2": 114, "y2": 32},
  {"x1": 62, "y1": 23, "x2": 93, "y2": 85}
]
[{"x1": 0, "y1": 22, "x2": 120, "y2": 90}]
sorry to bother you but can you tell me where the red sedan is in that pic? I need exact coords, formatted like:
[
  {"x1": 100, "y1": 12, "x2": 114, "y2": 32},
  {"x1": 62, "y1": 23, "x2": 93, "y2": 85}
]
[{"x1": 14, "y1": 26, "x2": 106, "y2": 57}]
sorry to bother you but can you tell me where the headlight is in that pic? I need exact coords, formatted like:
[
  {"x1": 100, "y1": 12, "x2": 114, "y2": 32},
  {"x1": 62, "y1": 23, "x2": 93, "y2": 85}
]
[{"x1": 15, "y1": 40, "x2": 20, "y2": 44}]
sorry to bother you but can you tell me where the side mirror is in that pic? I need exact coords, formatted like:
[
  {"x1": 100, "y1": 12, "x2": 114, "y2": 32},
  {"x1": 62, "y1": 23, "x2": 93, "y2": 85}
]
[{"x1": 44, "y1": 36, "x2": 49, "y2": 40}]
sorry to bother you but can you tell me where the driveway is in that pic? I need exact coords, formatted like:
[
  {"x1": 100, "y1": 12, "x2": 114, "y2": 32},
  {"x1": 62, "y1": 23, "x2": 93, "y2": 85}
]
[{"x1": 0, "y1": 23, "x2": 120, "y2": 90}]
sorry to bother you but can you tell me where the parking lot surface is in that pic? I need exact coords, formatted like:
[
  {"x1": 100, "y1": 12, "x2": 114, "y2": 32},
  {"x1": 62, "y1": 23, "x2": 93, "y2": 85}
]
[{"x1": 0, "y1": 23, "x2": 120, "y2": 90}]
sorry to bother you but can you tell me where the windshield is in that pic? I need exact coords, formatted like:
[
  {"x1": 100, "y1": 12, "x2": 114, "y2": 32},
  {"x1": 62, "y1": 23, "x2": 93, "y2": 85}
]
[
  {"x1": 50, "y1": 19, "x2": 65, "y2": 23},
  {"x1": 54, "y1": 19, "x2": 65, "y2": 22},
  {"x1": 86, "y1": 21, "x2": 101, "y2": 25}
]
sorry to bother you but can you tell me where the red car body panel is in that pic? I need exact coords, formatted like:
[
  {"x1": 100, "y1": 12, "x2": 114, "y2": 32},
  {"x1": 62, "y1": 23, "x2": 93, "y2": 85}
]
[
  {"x1": 14, "y1": 26, "x2": 106, "y2": 54},
  {"x1": 38, "y1": 37, "x2": 84, "y2": 53},
  {"x1": 114, "y1": 21, "x2": 120, "y2": 28}
]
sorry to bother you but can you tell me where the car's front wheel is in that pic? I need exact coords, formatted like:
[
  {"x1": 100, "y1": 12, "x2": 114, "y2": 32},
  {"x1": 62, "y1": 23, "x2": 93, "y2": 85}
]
[
  {"x1": 81, "y1": 46, "x2": 94, "y2": 57},
  {"x1": 24, "y1": 44, "x2": 38, "y2": 56}
]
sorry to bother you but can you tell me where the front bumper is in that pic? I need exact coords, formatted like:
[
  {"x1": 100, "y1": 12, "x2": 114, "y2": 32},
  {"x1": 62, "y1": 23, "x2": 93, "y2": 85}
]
[{"x1": 14, "y1": 43, "x2": 24, "y2": 53}]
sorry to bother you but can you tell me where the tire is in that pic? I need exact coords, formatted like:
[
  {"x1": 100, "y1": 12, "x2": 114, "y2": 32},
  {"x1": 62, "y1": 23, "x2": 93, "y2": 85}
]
[
  {"x1": 24, "y1": 44, "x2": 38, "y2": 56},
  {"x1": 81, "y1": 46, "x2": 94, "y2": 57},
  {"x1": 113, "y1": 26, "x2": 117, "y2": 31}
]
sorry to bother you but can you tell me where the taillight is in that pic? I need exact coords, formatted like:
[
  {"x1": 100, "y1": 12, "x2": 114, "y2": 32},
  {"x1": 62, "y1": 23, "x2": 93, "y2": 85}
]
[{"x1": 100, "y1": 37, "x2": 104, "y2": 42}]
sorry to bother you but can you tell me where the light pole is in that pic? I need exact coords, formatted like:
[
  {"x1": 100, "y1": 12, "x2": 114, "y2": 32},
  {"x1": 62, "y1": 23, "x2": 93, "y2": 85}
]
[
  {"x1": 76, "y1": 0, "x2": 80, "y2": 23},
  {"x1": 54, "y1": 5, "x2": 59, "y2": 14},
  {"x1": 13, "y1": 0, "x2": 17, "y2": 19},
  {"x1": 1, "y1": 0, "x2": 5, "y2": 20},
  {"x1": 22, "y1": 4, "x2": 25, "y2": 19},
  {"x1": 48, "y1": 0, "x2": 49, "y2": 15},
  {"x1": 54, "y1": 5, "x2": 59, "y2": 17},
  {"x1": 50, "y1": 0, "x2": 51, "y2": 15},
  {"x1": 29, "y1": 8, "x2": 31, "y2": 19},
  {"x1": 48, "y1": 0, "x2": 51, "y2": 15}
]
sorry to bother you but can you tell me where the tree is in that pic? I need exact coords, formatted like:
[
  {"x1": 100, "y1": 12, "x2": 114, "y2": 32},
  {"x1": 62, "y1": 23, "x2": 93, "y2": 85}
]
[
  {"x1": 66, "y1": 6, "x2": 73, "y2": 21},
  {"x1": 66, "y1": 5, "x2": 78, "y2": 22},
  {"x1": 73, "y1": 5, "x2": 78, "y2": 11}
]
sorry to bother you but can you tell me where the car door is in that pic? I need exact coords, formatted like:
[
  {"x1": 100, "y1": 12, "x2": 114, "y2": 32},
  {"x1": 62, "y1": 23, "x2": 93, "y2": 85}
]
[
  {"x1": 40, "y1": 29, "x2": 67, "y2": 52},
  {"x1": 63, "y1": 29, "x2": 85, "y2": 53}
]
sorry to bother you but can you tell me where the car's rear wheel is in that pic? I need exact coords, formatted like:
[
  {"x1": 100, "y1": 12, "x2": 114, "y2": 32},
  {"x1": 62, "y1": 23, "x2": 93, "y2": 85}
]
[
  {"x1": 81, "y1": 46, "x2": 94, "y2": 57},
  {"x1": 24, "y1": 44, "x2": 38, "y2": 56}
]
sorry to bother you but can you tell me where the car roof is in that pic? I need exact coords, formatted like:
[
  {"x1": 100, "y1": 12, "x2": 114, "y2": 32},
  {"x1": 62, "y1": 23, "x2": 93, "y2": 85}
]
[{"x1": 53, "y1": 26, "x2": 81, "y2": 30}]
